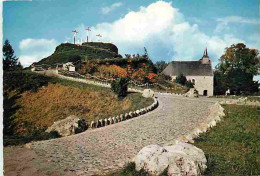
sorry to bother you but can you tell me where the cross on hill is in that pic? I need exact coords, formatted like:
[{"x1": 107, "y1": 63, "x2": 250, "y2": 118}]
[{"x1": 96, "y1": 34, "x2": 102, "y2": 42}]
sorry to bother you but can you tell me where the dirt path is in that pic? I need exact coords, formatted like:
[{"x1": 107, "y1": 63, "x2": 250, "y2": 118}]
[{"x1": 4, "y1": 95, "x2": 220, "y2": 176}]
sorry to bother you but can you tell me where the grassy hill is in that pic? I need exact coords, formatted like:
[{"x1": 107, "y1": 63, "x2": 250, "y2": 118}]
[
  {"x1": 33, "y1": 42, "x2": 158, "y2": 73},
  {"x1": 36, "y1": 42, "x2": 122, "y2": 66}
]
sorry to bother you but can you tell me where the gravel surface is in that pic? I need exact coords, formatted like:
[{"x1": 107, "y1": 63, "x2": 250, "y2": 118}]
[{"x1": 30, "y1": 94, "x2": 221, "y2": 175}]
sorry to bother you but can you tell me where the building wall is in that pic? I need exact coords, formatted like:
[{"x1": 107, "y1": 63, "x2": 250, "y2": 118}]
[{"x1": 171, "y1": 75, "x2": 214, "y2": 96}]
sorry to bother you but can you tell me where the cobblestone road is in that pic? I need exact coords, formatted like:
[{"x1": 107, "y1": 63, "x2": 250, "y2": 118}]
[{"x1": 30, "y1": 94, "x2": 220, "y2": 175}]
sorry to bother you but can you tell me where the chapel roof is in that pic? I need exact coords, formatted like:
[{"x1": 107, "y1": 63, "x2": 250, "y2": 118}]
[{"x1": 161, "y1": 49, "x2": 213, "y2": 76}]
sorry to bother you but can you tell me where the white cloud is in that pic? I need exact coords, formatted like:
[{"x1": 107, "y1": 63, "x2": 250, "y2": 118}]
[
  {"x1": 101, "y1": 2, "x2": 122, "y2": 14},
  {"x1": 215, "y1": 16, "x2": 260, "y2": 33},
  {"x1": 75, "y1": 1, "x2": 259, "y2": 67},
  {"x1": 18, "y1": 38, "x2": 58, "y2": 67},
  {"x1": 217, "y1": 16, "x2": 260, "y2": 25}
]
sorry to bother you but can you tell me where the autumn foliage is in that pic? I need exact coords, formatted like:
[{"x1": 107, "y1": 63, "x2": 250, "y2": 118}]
[
  {"x1": 131, "y1": 68, "x2": 158, "y2": 83},
  {"x1": 131, "y1": 68, "x2": 146, "y2": 82},
  {"x1": 96, "y1": 64, "x2": 127, "y2": 79},
  {"x1": 79, "y1": 60, "x2": 158, "y2": 83},
  {"x1": 146, "y1": 73, "x2": 158, "y2": 83}
]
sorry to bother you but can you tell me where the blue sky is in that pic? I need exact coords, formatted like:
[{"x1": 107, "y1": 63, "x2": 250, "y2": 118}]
[{"x1": 3, "y1": 0, "x2": 260, "y2": 79}]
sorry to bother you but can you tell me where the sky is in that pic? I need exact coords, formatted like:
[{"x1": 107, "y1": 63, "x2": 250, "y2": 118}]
[{"x1": 3, "y1": 0, "x2": 260, "y2": 81}]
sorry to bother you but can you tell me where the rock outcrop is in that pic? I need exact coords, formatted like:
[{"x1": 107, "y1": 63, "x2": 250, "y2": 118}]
[
  {"x1": 134, "y1": 142, "x2": 207, "y2": 176},
  {"x1": 46, "y1": 115, "x2": 88, "y2": 137}
]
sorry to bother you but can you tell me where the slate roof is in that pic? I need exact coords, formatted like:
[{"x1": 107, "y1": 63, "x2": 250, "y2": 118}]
[{"x1": 162, "y1": 60, "x2": 213, "y2": 76}]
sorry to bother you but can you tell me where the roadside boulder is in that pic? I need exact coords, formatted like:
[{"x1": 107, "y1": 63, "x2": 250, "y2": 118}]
[
  {"x1": 134, "y1": 142, "x2": 207, "y2": 176},
  {"x1": 185, "y1": 88, "x2": 199, "y2": 98},
  {"x1": 142, "y1": 89, "x2": 155, "y2": 98},
  {"x1": 120, "y1": 114, "x2": 125, "y2": 121},
  {"x1": 46, "y1": 115, "x2": 88, "y2": 137}
]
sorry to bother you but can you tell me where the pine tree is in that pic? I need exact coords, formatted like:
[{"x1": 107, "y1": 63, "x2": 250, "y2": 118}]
[
  {"x1": 3, "y1": 39, "x2": 22, "y2": 71},
  {"x1": 143, "y1": 47, "x2": 149, "y2": 60}
]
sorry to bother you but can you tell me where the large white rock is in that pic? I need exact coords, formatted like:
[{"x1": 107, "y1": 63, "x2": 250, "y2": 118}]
[
  {"x1": 185, "y1": 88, "x2": 199, "y2": 98},
  {"x1": 46, "y1": 115, "x2": 88, "y2": 137},
  {"x1": 134, "y1": 142, "x2": 207, "y2": 176},
  {"x1": 142, "y1": 89, "x2": 155, "y2": 98}
]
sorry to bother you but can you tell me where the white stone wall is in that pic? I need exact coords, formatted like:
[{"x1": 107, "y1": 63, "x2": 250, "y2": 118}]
[{"x1": 171, "y1": 75, "x2": 213, "y2": 96}]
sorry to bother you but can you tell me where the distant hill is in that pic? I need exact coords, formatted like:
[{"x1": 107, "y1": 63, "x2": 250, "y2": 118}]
[
  {"x1": 35, "y1": 42, "x2": 122, "y2": 66},
  {"x1": 33, "y1": 42, "x2": 157, "y2": 73}
]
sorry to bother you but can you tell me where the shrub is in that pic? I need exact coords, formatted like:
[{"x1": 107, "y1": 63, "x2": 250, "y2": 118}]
[
  {"x1": 185, "y1": 80, "x2": 194, "y2": 88},
  {"x1": 69, "y1": 55, "x2": 82, "y2": 63},
  {"x1": 119, "y1": 162, "x2": 149, "y2": 176},
  {"x1": 111, "y1": 77, "x2": 128, "y2": 97},
  {"x1": 4, "y1": 129, "x2": 60, "y2": 146},
  {"x1": 75, "y1": 118, "x2": 88, "y2": 134},
  {"x1": 131, "y1": 68, "x2": 146, "y2": 83},
  {"x1": 96, "y1": 65, "x2": 127, "y2": 79},
  {"x1": 3, "y1": 71, "x2": 50, "y2": 93},
  {"x1": 176, "y1": 73, "x2": 187, "y2": 85},
  {"x1": 146, "y1": 73, "x2": 158, "y2": 83},
  {"x1": 78, "y1": 60, "x2": 98, "y2": 75}
]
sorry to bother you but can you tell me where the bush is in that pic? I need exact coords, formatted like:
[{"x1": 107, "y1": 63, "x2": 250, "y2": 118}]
[
  {"x1": 75, "y1": 118, "x2": 88, "y2": 134},
  {"x1": 185, "y1": 80, "x2": 194, "y2": 88},
  {"x1": 3, "y1": 71, "x2": 50, "y2": 93},
  {"x1": 119, "y1": 162, "x2": 149, "y2": 176},
  {"x1": 111, "y1": 77, "x2": 128, "y2": 97},
  {"x1": 176, "y1": 73, "x2": 187, "y2": 85},
  {"x1": 4, "y1": 129, "x2": 60, "y2": 146}
]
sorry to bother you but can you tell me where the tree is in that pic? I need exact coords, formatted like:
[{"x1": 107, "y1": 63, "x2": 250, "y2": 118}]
[
  {"x1": 111, "y1": 77, "x2": 128, "y2": 98},
  {"x1": 3, "y1": 39, "x2": 22, "y2": 71},
  {"x1": 143, "y1": 47, "x2": 149, "y2": 60},
  {"x1": 214, "y1": 70, "x2": 227, "y2": 95},
  {"x1": 176, "y1": 73, "x2": 187, "y2": 85},
  {"x1": 78, "y1": 60, "x2": 98, "y2": 75},
  {"x1": 155, "y1": 61, "x2": 168, "y2": 73},
  {"x1": 216, "y1": 43, "x2": 259, "y2": 94}
]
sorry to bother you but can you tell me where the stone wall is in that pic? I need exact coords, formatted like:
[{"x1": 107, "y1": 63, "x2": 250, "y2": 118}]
[{"x1": 90, "y1": 97, "x2": 159, "y2": 129}]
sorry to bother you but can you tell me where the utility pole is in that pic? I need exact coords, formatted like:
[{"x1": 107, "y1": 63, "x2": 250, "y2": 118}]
[
  {"x1": 72, "y1": 30, "x2": 78, "y2": 44},
  {"x1": 85, "y1": 27, "x2": 91, "y2": 42},
  {"x1": 96, "y1": 34, "x2": 102, "y2": 42}
]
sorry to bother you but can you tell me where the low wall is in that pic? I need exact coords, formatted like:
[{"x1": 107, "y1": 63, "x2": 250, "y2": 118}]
[
  {"x1": 165, "y1": 102, "x2": 225, "y2": 145},
  {"x1": 90, "y1": 97, "x2": 159, "y2": 129}
]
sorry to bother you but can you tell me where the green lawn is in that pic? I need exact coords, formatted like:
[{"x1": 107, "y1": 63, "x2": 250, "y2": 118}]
[{"x1": 194, "y1": 104, "x2": 260, "y2": 175}]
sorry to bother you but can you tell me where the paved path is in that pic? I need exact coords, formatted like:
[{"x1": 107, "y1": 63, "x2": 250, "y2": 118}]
[{"x1": 30, "y1": 94, "x2": 220, "y2": 175}]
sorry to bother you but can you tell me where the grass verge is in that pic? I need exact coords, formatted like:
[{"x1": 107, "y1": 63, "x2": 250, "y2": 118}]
[
  {"x1": 108, "y1": 162, "x2": 168, "y2": 176},
  {"x1": 213, "y1": 95, "x2": 260, "y2": 102},
  {"x1": 194, "y1": 104, "x2": 260, "y2": 175}
]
